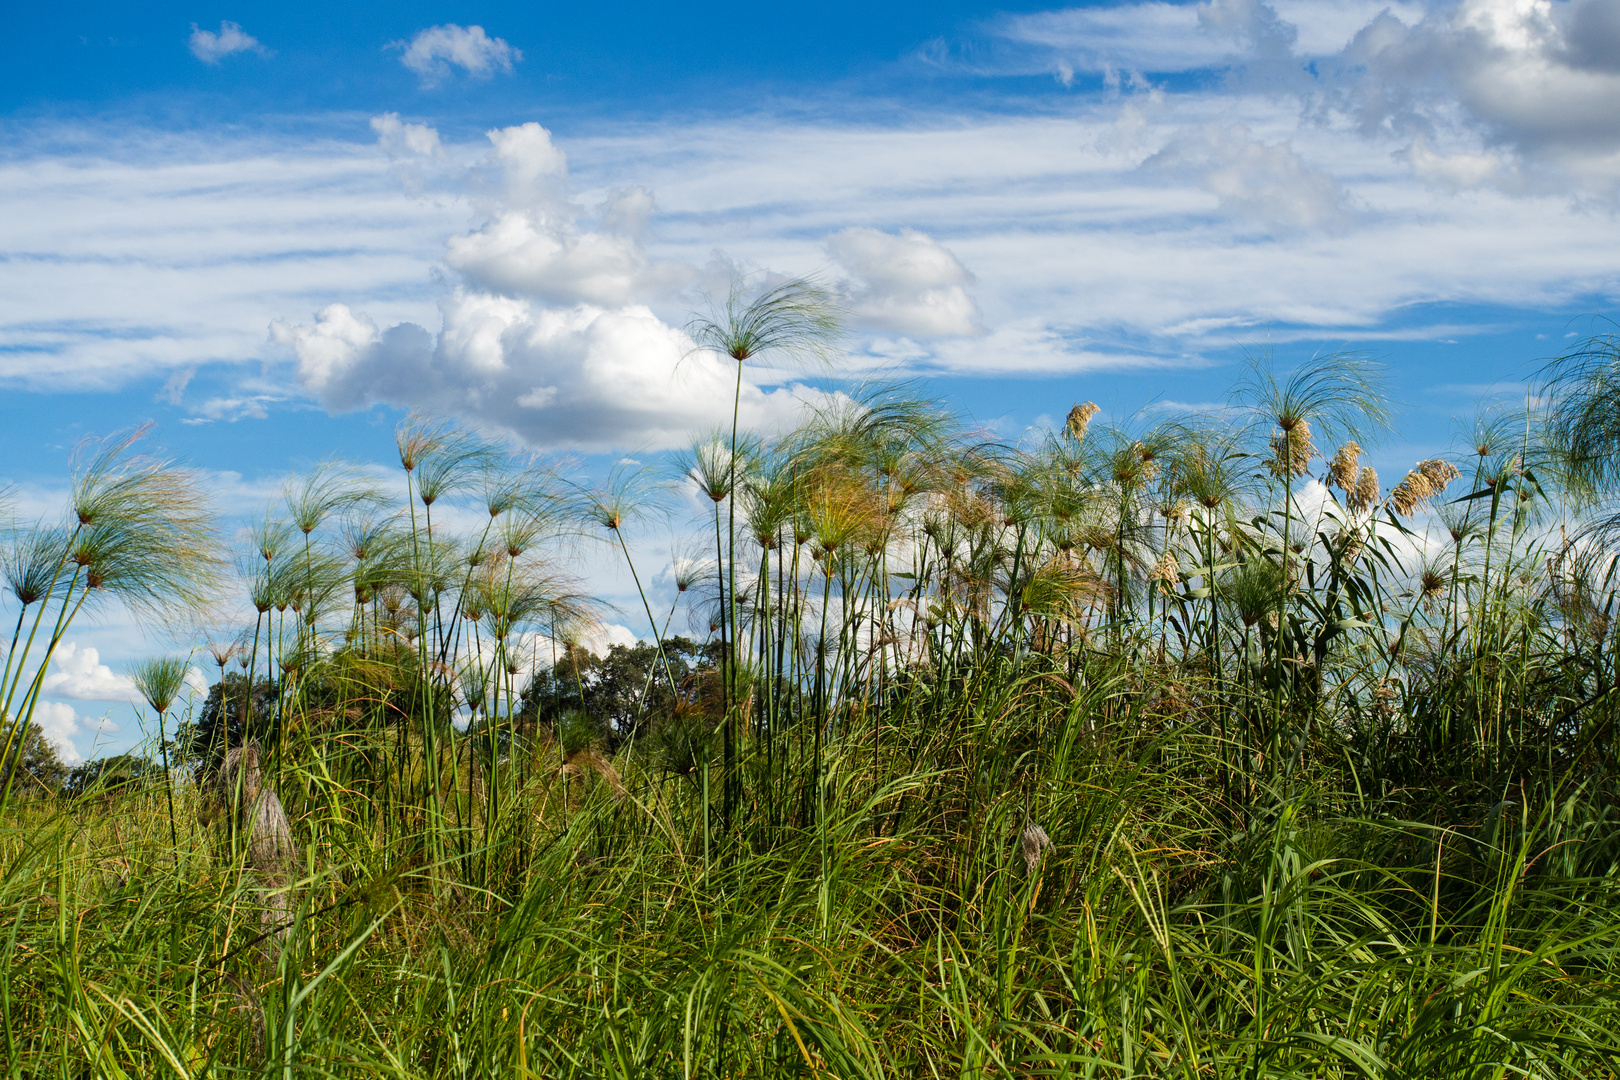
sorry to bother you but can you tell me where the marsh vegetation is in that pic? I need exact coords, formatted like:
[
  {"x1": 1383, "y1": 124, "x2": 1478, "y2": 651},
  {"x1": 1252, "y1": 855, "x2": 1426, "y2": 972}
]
[{"x1": 5, "y1": 314, "x2": 1620, "y2": 1076}]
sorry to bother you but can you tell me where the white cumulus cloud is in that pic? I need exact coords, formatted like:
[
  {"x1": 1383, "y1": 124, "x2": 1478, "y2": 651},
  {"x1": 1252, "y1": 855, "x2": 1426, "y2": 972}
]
[
  {"x1": 370, "y1": 113, "x2": 451, "y2": 194},
  {"x1": 446, "y1": 123, "x2": 692, "y2": 305},
  {"x1": 447, "y1": 212, "x2": 692, "y2": 305},
  {"x1": 40, "y1": 642, "x2": 138, "y2": 702},
  {"x1": 396, "y1": 24, "x2": 520, "y2": 87},
  {"x1": 828, "y1": 227, "x2": 983, "y2": 337},
  {"x1": 188, "y1": 21, "x2": 267, "y2": 64},
  {"x1": 600, "y1": 187, "x2": 655, "y2": 238},
  {"x1": 31, "y1": 702, "x2": 91, "y2": 764},
  {"x1": 488, "y1": 121, "x2": 569, "y2": 204},
  {"x1": 495, "y1": 626, "x2": 639, "y2": 680},
  {"x1": 268, "y1": 119, "x2": 770, "y2": 448},
  {"x1": 274, "y1": 291, "x2": 828, "y2": 451},
  {"x1": 990, "y1": 0, "x2": 1620, "y2": 192}
]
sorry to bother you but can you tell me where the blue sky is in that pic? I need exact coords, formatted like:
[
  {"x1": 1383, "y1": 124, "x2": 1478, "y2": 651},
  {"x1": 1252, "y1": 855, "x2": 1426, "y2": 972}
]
[{"x1": 5, "y1": 0, "x2": 1620, "y2": 760}]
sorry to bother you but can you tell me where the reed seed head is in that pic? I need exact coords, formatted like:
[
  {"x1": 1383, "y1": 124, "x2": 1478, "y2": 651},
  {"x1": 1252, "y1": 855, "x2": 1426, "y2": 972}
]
[
  {"x1": 1350, "y1": 466, "x2": 1380, "y2": 512},
  {"x1": 1147, "y1": 550, "x2": 1180, "y2": 591},
  {"x1": 1266, "y1": 420, "x2": 1318, "y2": 480},
  {"x1": 1332, "y1": 528, "x2": 1364, "y2": 562},
  {"x1": 2, "y1": 525, "x2": 68, "y2": 608},
  {"x1": 1328, "y1": 442, "x2": 1362, "y2": 492},
  {"x1": 1390, "y1": 459, "x2": 1460, "y2": 516},
  {"x1": 1065, "y1": 402, "x2": 1100, "y2": 441},
  {"x1": 1021, "y1": 822, "x2": 1052, "y2": 873}
]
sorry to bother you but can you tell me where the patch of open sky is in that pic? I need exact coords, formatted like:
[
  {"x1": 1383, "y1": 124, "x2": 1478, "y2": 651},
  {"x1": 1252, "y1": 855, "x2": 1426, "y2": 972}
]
[
  {"x1": 926, "y1": 299, "x2": 1603, "y2": 460},
  {"x1": 2, "y1": 2, "x2": 1072, "y2": 117}
]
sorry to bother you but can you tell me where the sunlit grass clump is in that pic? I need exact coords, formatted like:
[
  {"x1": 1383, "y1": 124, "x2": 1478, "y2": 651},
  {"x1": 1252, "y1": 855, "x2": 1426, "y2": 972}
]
[{"x1": 4, "y1": 315, "x2": 1620, "y2": 1077}]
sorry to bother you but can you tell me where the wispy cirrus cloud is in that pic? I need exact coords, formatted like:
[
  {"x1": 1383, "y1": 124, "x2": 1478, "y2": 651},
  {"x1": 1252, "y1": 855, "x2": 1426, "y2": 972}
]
[
  {"x1": 6, "y1": 101, "x2": 1620, "y2": 419},
  {"x1": 0, "y1": 135, "x2": 463, "y2": 392},
  {"x1": 9, "y1": 1, "x2": 1620, "y2": 450},
  {"x1": 992, "y1": 2, "x2": 1230, "y2": 77}
]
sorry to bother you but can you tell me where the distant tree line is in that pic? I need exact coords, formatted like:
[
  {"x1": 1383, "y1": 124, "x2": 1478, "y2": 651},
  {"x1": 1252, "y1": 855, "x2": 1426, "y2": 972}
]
[
  {"x1": 26, "y1": 638, "x2": 714, "y2": 799},
  {"x1": 0, "y1": 725, "x2": 167, "y2": 801},
  {"x1": 515, "y1": 636, "x2": 716, "y2": 749}
]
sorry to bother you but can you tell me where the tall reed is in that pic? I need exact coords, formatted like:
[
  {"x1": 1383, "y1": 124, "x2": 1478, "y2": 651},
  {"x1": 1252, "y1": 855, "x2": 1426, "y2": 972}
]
[{"x1": 5, "y1": 338, "x2": 1620, "y2": 1076}]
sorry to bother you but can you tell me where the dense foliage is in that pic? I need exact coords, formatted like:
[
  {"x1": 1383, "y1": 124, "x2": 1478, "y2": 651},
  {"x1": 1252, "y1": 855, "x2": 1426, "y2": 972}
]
[{"x1": 5, "y1": 326, "x2": 1620, "y2": 1076}]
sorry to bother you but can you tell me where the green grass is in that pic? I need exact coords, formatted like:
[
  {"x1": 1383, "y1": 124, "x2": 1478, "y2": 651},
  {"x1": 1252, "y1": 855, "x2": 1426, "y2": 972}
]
[
  {"x1": 5, "y1": 337, "x2": 1620, "y2": 1076},
  {"x1": 4, "y1": 667, "x2": 1618, "y2": 1077}
]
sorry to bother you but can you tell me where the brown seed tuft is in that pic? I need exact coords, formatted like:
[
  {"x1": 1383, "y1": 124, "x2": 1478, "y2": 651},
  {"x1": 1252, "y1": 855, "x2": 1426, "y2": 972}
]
[
  {"x1": 562, "y1": 748, "x2": 627, "y2": 800},
  {"x1": 1390, "y1": 459, "x2": 1460, "y2": 517},
  {"x1": 1147, "y1": 550, "x2": 1180, "y2": 591},
  {"x1": 1065, "y1": 402, "x2": 1100, "y2": 441},
  {"x1": 1373, "y1": 679, "x2": 1397, "y2": 721},
  {"x1": 1351, "y1": 466, "x2": 1380, "y2": 512},
  {"x1": 1133, "y1": 442, "x2": 1161, "y2": 482},
  {"x1": 1266, "y1": 420, "x2": 1318, "y2": 479},
  {"x1": 1021, "y1": 821, "x2": 1052, "y2": 873},
  {"x1": 1328, "y1": 442, "x2": 1362, "y2": 492},
  {"x1": 1419, "y1": 458, "x2": 1461, "y2": 488}
]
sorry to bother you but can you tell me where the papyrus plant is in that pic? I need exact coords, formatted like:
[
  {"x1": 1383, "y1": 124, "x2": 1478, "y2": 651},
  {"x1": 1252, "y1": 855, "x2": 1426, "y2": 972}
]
[{"x1": 0, "y1": 428, "x2": 218, "y2": 815}]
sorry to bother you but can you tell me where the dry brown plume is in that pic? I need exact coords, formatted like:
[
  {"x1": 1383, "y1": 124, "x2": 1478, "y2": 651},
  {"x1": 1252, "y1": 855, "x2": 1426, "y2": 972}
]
[
  {"x1": 1390, "y1": 459, "x2": 1462, "y2": 517},
  {"x1": 1147, "y1": 550, "x2": 1180, "y2": 591},
  {"x1": 1065, "y1": 402, "x2": 1100, "y2": 441},
  {"x1": 1021, "y1": 822, "x2": 1052, "y2": 873},
  {"x1": 1328, "y1": 442, "x2": 1362, "y2": 492},
  {"x1": 562, "y1": 748, "x2": 627, "y2": 800},
  {"x1": 1266, "y1": 420, "x2": 1318, "y2": 480},
  {"x1": 1350, "y1": 466, "x2": 1381, "y2": 512}
]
